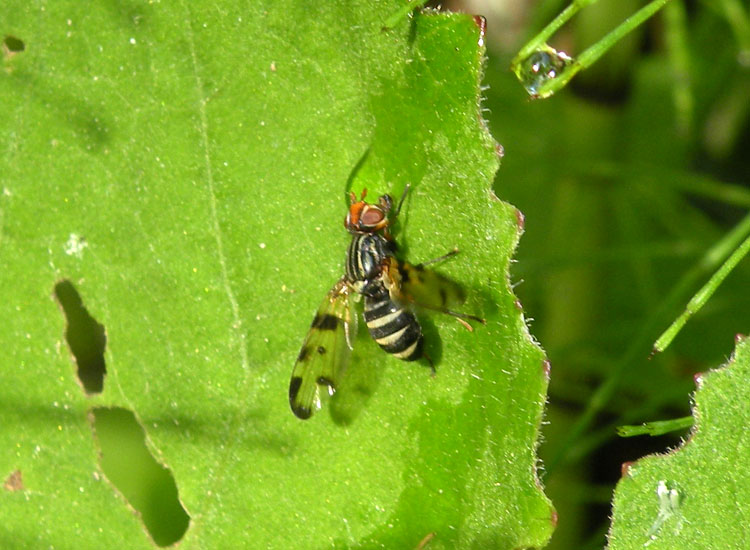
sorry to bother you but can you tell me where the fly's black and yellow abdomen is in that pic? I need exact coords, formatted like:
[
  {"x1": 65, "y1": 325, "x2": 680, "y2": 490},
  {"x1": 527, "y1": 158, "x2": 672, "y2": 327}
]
[
  {"x1": 363, "y1": 286, "x2": 423, "y2": 361},
  {"x1": 347, "y1": 232, "x2": 424, "y2": 361}
]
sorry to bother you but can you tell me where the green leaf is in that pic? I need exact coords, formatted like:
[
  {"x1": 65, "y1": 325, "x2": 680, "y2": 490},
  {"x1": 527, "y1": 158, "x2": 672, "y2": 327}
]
[
  {"x1": 607, "y1": 335, "x2": 750, "y2": 549},
  {"x1": 1, "y1": 1, "x2": 553, "y2": 548}
]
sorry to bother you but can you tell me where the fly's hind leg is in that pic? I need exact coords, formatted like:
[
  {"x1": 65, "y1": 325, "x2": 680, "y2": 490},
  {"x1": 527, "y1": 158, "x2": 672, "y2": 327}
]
[{"x1": 418, "y1": 248, "x2": 459, "y2": 267}]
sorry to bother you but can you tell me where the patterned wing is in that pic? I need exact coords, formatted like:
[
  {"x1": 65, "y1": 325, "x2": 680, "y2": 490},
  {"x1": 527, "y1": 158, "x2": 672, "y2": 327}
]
[
  {"x1": 382, "y1": 256, "x2": 484, "y2": 327},
  {"x1": 385, "y1": 257, "x2": 466, "y2": 310},
  {"x1": 289, "y1": 277, "x2": 356, "y2": 419}
]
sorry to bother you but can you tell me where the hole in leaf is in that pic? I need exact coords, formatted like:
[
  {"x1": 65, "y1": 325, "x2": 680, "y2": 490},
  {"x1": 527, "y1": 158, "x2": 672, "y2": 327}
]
[
  {"x1": 3, "y1": 35, "x2": 25, "y2": 52},
  {"x1": 91, "y1": 407, "x2": 190, "y2": 546},
  {"x1": 54, "y1": 280, "x2": 106, "y2": 394},
  {"x1": 2, "y1": 35, "x2": 24, "y2": 59}
]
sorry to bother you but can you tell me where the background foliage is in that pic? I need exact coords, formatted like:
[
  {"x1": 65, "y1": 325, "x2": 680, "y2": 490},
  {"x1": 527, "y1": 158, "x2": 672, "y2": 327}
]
[{"x1": 478, "y1": 0, "x2": 750, "y2": 547}]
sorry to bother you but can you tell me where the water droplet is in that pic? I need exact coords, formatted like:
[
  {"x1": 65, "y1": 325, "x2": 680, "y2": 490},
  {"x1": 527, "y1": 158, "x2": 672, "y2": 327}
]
[{"x1": 516, "y1": 46, "x2": 573, "y2": 97}]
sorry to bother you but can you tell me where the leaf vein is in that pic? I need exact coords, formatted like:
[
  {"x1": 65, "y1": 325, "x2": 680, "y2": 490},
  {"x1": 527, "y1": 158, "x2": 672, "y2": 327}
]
[{"x1": 185, "y1": 12, "x2": 249, "y2": 376}]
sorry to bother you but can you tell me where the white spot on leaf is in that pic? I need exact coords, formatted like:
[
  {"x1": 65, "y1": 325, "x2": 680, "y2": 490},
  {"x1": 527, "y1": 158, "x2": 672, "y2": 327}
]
[{"x1": 64, "y1": 233, "x2": 88, "y2": 258}]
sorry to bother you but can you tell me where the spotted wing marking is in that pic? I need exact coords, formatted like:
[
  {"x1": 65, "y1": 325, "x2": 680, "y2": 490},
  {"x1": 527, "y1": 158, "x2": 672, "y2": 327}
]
[{"x1": 289, "y1": 277, "x2": 355, "y2": 419}]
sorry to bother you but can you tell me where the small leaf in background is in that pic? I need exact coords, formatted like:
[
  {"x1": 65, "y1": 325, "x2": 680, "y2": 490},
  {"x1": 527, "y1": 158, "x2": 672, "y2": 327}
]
[{"x1": 607, "y1": 335, "x2": 750, "y2": 549}]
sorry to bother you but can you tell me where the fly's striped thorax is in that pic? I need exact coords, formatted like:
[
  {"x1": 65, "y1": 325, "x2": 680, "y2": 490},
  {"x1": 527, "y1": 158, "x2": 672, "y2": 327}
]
[
  {"x1": 363, "y1": 286, "x2": 423, "y2": 361},
  {"x1": 345, "y1": 233, "x2": 393, "y2": 292}
]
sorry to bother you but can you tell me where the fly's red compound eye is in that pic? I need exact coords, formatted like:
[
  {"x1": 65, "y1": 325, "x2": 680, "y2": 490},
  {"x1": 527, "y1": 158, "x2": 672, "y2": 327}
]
[
  {"x1": 360, "y1": 206, "x2": 385, "y2": 228},
  {"x1": 345, "y1": 189, "x2": 395, "y2": 234},
  {"x1": 347, "y1": 203, "x2": 387, "y2": 233}
]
